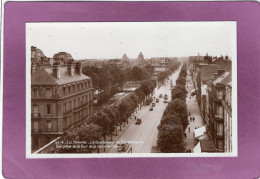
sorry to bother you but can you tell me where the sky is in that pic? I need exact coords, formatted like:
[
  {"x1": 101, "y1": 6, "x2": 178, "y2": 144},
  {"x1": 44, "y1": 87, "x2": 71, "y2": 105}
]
[{"x1": 27, "y1": 22, "x2": 236, "y2": 60}]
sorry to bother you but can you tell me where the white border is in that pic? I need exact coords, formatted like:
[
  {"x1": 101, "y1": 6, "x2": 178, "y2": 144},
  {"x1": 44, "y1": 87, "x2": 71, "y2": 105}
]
[{"x1": 26, "y1": 21, "x2": 238, "y2": 158}]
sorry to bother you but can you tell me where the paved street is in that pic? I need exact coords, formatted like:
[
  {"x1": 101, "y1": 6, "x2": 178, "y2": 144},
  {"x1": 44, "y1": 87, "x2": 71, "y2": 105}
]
[
  {"x1": 184, "y1": 70, "x2": 206, "y2": 152},
  {"x1": 106, "y1": 66, "x2": 182, "y2": 153}
]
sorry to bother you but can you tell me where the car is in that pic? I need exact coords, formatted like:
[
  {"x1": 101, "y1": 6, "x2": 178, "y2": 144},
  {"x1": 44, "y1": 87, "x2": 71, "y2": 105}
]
[
  {"x1": 164, "y1": 94, "x2": 168, "y2": 99},
  {"x1": 159, "y1": 94, "x2": 163, "y2": 98},
  {"x1": 156, "y1": 98, "x2": 159, "y2": 103},
  {"x1": 136, "y1": 118, "x2": 142, "y2": 125},
  {"x1": 149, "y1": 106, "x2": 153, "y2": 111},
  {"x1": 117, "y1": 143, "x2": 130, "y2": 152},
  {"x1": 164, "y1": 99, "x2": 168, "y2": 103}
]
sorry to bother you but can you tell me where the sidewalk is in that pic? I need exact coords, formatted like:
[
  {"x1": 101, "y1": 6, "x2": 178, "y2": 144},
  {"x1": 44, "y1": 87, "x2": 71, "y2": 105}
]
[{"x1": 184, "y1": 74, "x2": 206, "y2": 152}]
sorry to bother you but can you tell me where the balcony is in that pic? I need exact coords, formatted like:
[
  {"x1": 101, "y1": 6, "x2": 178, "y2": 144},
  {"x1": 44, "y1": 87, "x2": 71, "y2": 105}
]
[
  {"x1": 31, "y1": 113, "x2": 41, "y2": 118},
  {"x1": 31, "y1": 129, "x2": 43, "y2": 134},
  {"x1": 63, "y1": 110, "x2": 73, "y2": 116},
  {"x1": 45, "y1": 127, "x2": 52, "y2": 132},
  {"x1": 214, "y1": 114, "x2": 224, "y2": 121}
]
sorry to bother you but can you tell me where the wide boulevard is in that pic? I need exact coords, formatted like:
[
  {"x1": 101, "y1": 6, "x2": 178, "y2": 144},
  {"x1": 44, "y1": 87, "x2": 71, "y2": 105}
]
[{"x1": 107, "y1": 66, "x2": 182, "y2": 153}]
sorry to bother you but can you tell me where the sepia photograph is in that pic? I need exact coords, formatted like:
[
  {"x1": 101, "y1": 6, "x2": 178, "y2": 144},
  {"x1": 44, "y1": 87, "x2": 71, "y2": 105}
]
[{"x1": 26, "y1": 22, "x2": 237, "y2": 157}]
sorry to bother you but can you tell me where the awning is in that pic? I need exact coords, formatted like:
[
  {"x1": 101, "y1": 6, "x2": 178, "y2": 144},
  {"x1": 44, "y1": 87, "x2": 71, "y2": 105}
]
[
  {"x1": 193, "y1": 142, "x2": 201, "y2": 153},
  {"x1": 194, "y1": 126, "x2": 207, "y2": 140}
]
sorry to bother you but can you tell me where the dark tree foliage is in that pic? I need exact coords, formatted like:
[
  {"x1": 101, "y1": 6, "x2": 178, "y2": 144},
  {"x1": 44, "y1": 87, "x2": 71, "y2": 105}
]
[
  {"x1": 157, "y1": 124, "x2": 185, "y2": 153},
  {"x1": 157, "y1": 63, "x2": 188, "y2": 153},
  {"x1": 157, "y1": 114, "x2": 182, "y2": 130},
  {"x1": 53, "y1": 123, "x2": 102, "y2": 153},
  {"x1": 171, "y1": 86, "x2": 187, "y2": 101}
]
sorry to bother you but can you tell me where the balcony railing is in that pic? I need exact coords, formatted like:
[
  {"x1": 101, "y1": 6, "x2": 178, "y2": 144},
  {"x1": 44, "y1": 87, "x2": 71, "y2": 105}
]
[
  {"x1": 63, "y1": 110, "x2": 73, "y2": 116},
  {"x1": 215, "y1": 131, "x2": 224, "y2": 137},
  {"x1": 45, "y1": 127, "x2": 52, "y2": 132},
  {"x1": 31, "y1": 113, "x2": 41, "y2": 118},
  {"x1": 214, "y1": 114, "x2": 224, "y2": 121}
]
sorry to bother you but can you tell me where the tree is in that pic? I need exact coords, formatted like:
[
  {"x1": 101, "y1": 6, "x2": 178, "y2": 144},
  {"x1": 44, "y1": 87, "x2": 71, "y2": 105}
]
[
  {"x1": 53, "y1": 123, "x2": 102, "y2": 153},
  {"x1": 132, "y1": 66, "x2": 144, "y2": 81},
  {"x1": 158, "y1": 114, "x2": 182, "y2": 130},
  {"x1": 103, "y1": 106, "x2": 118, "y2": 140},
  {"x1": 163, "y1": 99, "x2": 188, "y2": 130},
  {"x1": 157, "y1": 124, "x2": 185, "y2": 153},
  {"x1": 171, "y1": 87, "x2": 187, "y2": 101}
]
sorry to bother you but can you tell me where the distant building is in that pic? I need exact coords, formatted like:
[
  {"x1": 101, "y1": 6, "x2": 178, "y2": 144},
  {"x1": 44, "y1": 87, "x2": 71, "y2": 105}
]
[
  {"x1": 212, "y1": 56, "x2": 232, "y2": 71},
  {"x1": 31, "y1": 62, "x2": 94, "y2": 152},
  {"x1": 31, "y1": 46, "x2": 52, "y2": 72},
  {"x1": 53, "y1": 52, "x2": 74, "y2": 65},
  {"x1": 151, "y1": 57, "x2": 169, "y2": 73}
]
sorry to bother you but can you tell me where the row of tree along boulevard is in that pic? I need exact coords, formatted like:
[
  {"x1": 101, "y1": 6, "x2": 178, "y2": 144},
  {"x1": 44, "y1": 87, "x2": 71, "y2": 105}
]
[{"x1": 157, "y1": 63, "x2": 188, "y2": 153}]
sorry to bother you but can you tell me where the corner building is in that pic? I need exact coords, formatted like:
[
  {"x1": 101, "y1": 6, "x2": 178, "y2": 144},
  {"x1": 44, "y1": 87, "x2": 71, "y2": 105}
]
[{"x1": 31, "y1": 62, "x2": 94, "y2": 152}]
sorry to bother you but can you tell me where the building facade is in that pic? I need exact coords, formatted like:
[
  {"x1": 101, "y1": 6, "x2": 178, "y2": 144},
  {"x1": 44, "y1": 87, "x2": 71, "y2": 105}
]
[
  {"x1": 223, "y1": 82, "x2": 232, "y2": 152},
  {"x1": 206, "y1": 71, "x2": 231, "y2": 152},
  {"x1": 31, "y1": 62, "x2": 94, "y2": 152}
]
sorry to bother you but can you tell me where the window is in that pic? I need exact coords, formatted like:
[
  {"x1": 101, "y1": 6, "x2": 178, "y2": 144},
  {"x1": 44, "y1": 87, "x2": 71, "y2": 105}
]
[
  {"x1": 82, "y1": 96, "x2": 84, "y2": 104},
  {"x1": 33, "y1": 121, "x2": 38, "y2": 133},
  {"x1": 69, "y1": 101, "x2": 72, "y2": 110},
  {"x1": 63, "y1": 103, "x2": 66, "y2": 112},
  {"x1": 33, "y1": 88, "x2": 38, "y2": 98},
  {"x1": 217, "y1": 122, "x2": 224, "y2": 136},
  {"x1": 74, "y1": 99, "x2": 76, "y2": 108},
  {"x1": 78, "y1": 98, "x2": 80, "y2": 106},
  {"x1": 46, "y1": 136, "x2": 51, "y2": 144},
  {"x1": 46, "y1": 105, "x2": 51, "y2": 115},
  {"x1": 63, "y1": 87, "x2": 66, "y2": 96},
  {"x1": 73, "y1": 84, "x2": 76, "y2": 93},
  {"x1": 33, "y1": 105, "x2": 39, "y2": 117},
  {"x1": 46, "y1": 120, "x2": 52, "y2": 131},
  {"x1": 46, "y1": 88, "x2": 52, "y2": 98},
  {"x1": 33, "y1": 137, "x2": 39, "y2": 150}
]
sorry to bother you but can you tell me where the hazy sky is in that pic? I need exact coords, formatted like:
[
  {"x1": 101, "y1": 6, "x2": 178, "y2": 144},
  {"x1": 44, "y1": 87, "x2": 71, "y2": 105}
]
[{"x1": 27, "y1": 22, "x2": 236, "y2": 60}]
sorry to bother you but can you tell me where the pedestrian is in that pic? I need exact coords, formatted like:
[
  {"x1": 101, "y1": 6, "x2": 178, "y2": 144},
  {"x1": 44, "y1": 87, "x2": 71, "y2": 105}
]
[
  {"x1": 193, "y1": 117, "x2": 195, "y2": 122},
  {"x1": 135, "y1": 116, "x2": 137, "y2": 120},
  {"x1": 189, "y1": 112, "x2": 191, "y2": 116},
  {"x1": 189, "y1": 149, "x2": 192, "y2": 153},
  {"x1": 190, "y1": 117, "x2": 192, "y2": 122}
]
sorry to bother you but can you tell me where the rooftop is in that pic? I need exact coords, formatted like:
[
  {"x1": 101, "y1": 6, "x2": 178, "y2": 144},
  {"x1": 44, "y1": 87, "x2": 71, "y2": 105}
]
[
  {"x1": 31, "y1": 66, "x2": 90, "y2": 86},
  {"x1": 213, "y1": 71, "x2": 231, "y2": 86}
]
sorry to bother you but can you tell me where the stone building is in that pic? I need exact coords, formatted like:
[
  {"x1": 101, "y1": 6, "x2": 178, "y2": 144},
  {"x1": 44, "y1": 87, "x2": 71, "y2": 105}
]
[
  {"x1": 206, "y1": 71, "x2": 231, "y2": 152},
  {"x1": 31, "y1": 62, "x2": 94, "y2": 152},
  {"x1": 223, "y1": 81, "x2": 232, "y2": 152},
  {"x1": 53, "y1": 52, "x2": 74, "y2": 65}
]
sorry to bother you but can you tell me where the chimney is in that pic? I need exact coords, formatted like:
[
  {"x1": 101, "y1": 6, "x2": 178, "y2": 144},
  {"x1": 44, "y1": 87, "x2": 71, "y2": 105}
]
[
  {"x1": 75, "y1": 62, "x2": 82, "y2": 75},
  {"x1": 67, "y1": 62, "x2": 74, "y2": 77},
  {"x1": 31, "y1": 63, "x2": 37, "y2": 74},
  {"x1": 53, "y1": 63, "x2": 60, "y2": 79}
]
